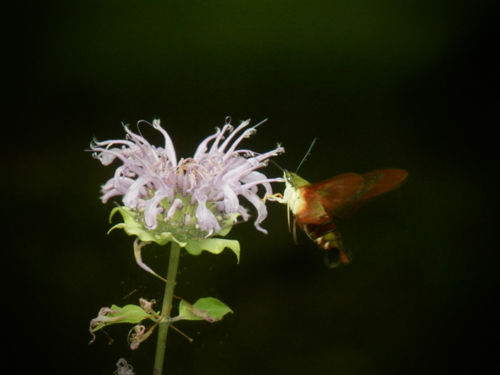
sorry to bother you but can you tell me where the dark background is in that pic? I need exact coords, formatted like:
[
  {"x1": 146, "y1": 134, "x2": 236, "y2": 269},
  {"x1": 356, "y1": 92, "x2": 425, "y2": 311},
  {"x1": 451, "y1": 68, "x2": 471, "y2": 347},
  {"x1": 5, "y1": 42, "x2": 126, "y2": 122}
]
[{"x1": 5, "y1": 1, "x2": 498, "y2": 374}]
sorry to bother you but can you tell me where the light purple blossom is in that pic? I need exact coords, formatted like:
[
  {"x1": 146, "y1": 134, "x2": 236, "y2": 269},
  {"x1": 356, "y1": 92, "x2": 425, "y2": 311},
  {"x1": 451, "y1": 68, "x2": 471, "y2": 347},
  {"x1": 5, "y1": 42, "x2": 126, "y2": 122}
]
[{"x1": 90, "y1": 118, "x2": 284, "y2": 240}]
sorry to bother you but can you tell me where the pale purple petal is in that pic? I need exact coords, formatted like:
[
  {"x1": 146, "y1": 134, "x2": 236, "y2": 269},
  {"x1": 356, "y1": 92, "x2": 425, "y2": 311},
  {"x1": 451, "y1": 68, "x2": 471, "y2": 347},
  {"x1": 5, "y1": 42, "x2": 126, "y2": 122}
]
[
  {"x1": 222, "y1": 184, "x2": 239, "y2": 214},
  {"x1": 195, "y1": 194, "x2": 220, "y2": 233},
  {"x1": 151, "y1": 119, "x2": 177, "y2": 165},
  {"x1": 208, "y1": 123, "x2": 234, "y2": 154},
  {"x1": 166, "y1": 198, "x2": 183, "y2": 220},
  {"x1": 241, "y1": 190, "x2": 269, "y2": 234},
  {"x1": 193, "y1": 127, "x2": 221, "y2": 160},
  {"x1": 143, "y1": 191, "x2": 168, "y2": 228},
  {"x1": 217, "y1": 120, "x2": 250, "y2": 153}
]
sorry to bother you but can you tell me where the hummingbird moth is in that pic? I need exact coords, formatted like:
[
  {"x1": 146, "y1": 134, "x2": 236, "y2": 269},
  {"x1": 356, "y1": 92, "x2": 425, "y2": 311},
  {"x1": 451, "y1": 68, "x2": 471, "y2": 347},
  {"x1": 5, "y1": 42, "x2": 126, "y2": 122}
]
[{"x1": 272, "y1": 167, "x2": 408, "y2": 268}]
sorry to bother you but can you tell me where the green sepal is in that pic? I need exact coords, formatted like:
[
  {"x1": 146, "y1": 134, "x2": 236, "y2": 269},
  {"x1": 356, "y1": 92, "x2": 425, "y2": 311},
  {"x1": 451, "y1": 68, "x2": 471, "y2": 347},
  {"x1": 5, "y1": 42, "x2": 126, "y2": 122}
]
[
  {"x1": 108, "y1": 206, "x2": 240, "y2": 261},
  {"x1": 178, "y1": 298, "x2": 233, "y2": 322},
  {"x1": 91, "y1": 304, "x2": 155, "y2": 333},
  {"x1": 185, "y1": 238, "x2": 240, "y2": 263},
  {"x1": 108, "y1": 206, "x2": 188, "y2": 247}
]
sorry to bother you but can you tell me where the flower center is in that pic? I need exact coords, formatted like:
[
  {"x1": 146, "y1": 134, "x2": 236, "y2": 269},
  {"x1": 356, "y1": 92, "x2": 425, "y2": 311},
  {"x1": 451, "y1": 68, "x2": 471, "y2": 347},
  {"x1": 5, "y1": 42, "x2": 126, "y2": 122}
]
[{"x1": 131, "y1": 193, "x2": 235, "y2": 242}]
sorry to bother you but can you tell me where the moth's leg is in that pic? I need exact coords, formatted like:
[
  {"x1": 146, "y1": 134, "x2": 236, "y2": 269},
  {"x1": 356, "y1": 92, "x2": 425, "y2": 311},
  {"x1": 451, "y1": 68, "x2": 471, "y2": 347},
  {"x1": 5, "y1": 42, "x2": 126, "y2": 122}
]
[{"x1": 262, "y1": 192, "x2": 284, "y2": 204}]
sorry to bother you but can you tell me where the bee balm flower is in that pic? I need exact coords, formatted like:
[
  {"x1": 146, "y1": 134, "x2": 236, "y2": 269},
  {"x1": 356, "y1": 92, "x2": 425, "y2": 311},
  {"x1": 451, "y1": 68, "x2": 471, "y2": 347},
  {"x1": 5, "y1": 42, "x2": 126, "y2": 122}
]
[{"x1": 90, "y1": 118, "x2": 284, "y2": 263}]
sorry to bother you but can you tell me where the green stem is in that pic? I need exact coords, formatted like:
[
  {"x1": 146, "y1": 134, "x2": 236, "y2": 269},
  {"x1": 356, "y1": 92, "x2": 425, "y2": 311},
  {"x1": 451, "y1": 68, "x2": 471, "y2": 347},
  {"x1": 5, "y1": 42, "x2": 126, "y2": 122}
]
[{"x1": 153, "y1": 241, "x2": 181, "y2": 375}]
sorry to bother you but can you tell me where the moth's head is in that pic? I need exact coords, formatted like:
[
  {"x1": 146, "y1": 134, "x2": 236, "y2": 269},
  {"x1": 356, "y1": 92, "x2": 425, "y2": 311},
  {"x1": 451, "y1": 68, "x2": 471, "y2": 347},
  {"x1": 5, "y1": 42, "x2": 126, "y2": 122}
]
[{"x1": 284, "y1": 170, "x2": 310, "y2": 189}]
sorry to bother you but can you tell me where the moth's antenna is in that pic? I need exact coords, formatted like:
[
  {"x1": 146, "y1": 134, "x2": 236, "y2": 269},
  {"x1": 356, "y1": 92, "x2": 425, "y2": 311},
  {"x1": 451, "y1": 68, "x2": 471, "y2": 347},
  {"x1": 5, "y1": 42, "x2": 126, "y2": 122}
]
[{"x1": 295, "y1": 138, "x2": 318, "y2": 173}]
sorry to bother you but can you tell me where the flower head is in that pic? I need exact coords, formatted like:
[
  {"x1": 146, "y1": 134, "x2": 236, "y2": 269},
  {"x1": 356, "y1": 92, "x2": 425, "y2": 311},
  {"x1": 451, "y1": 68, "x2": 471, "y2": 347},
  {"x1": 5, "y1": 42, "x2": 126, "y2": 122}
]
[{"x1": 90, "y1": 118, "x2": 284, "y2": 249}]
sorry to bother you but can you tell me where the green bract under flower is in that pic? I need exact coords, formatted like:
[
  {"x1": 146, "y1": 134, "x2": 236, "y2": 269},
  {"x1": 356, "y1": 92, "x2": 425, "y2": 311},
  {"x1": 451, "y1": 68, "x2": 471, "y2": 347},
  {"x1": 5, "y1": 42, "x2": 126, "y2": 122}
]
[{"x1": 109, "y1": 205, "x2": 241, "y2": 261}]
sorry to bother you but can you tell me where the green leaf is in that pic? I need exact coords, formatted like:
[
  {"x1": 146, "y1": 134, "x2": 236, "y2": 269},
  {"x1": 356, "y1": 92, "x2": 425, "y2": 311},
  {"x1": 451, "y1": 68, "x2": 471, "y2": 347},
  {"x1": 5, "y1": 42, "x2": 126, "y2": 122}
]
[
  {"x1": 91, "y1": 304, "x2": 154, "y2": 333},
  {"x1": 178, "y1": 297, "x2": 233, "y2": 322},
  {"x1": 185, "y1": 238, "x2": 240, "y2": 263}
]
